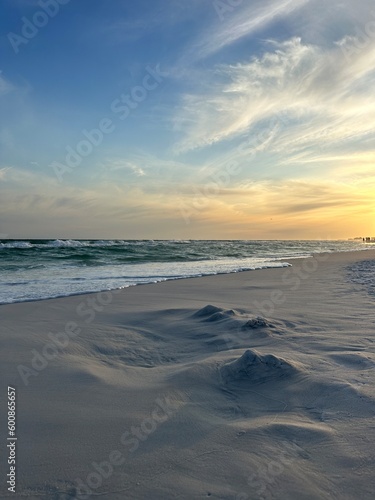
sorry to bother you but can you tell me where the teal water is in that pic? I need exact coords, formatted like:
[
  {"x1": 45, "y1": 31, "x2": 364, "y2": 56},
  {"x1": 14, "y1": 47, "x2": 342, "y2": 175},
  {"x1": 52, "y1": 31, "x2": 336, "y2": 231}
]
[{"x1": 0, "y1": 239, "x2": 369, "y2": 304}]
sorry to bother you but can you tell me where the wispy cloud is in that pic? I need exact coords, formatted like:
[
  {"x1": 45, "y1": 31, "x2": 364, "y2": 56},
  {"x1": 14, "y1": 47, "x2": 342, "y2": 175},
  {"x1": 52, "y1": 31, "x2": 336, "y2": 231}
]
[
  {"x1": 172, "y1": 36, "x2": 375, "y2": 156},
  {"x1": 100, "y1": 159, "x2": 146, "y2": 177},
  {"x1": 175, "y1": 176, "x2": 375, "y2": 235},
  {"x1": 1, "y1": 162, "x2": 373, "y2": 239},
  {"x1": 179, "y1": 0, "x2": 311, "y2": 67},
  {"x1": 128, "y1": 162, "x2": 146, "y2": 177},
  {"x1": 0, "y1": 167, "x2": 13, "y2": 180},
  {"x1": 2, "y1": 0, "x2": 375, "y2": 238}
]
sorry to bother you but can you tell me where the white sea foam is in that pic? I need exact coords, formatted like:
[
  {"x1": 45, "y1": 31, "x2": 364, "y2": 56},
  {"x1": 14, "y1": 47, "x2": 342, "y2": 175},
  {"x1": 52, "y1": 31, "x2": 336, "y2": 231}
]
[
  {"x1": 0, "y1": 240, "x2": 371, "y2": 304},
  {"x1": 0, "y1": 241, "x2": 33, "y2": 249}
]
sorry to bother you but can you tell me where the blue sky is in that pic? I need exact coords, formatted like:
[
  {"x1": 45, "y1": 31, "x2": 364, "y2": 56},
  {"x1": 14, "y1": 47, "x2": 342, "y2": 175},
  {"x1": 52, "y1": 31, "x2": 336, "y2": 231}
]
[{"x1": 1, "y1": 0, "x2": 375, "y2": 239}]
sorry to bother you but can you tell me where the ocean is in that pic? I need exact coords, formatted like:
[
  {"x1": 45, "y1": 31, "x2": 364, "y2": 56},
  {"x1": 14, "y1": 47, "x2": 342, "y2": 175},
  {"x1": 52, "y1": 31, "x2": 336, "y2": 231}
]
[{"x1": 0, "y1": 239, "x2": 369, "y2": 304}]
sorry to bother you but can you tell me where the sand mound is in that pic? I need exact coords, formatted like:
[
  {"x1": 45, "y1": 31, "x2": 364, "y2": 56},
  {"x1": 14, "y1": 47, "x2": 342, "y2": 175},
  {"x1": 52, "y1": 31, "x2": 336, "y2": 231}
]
[
  {"x1": 220, "y1": 349, "x2": 299, "y2": 383},
  {"x1": 192, "y1": 305, "x2": 278, "y2": 334},
  {"x1": 192, "y1": 304, "x2": 224, "y2": 317},
  {"x1": 203, "y1": 310, "x2": 236, "y2": 322},
  {"x1": 242, "y1": 316, "x2": 271, "y2": 329},
  {"x1": 192, "y1": 304, "x2": 238, "y2": 322}
]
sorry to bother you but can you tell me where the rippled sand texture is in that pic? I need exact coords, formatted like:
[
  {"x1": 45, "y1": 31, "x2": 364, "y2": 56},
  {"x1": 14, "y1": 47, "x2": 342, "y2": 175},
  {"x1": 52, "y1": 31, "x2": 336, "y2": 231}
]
[{"x1": 1, "y1": 249, "x2": 374, "y2": 499}]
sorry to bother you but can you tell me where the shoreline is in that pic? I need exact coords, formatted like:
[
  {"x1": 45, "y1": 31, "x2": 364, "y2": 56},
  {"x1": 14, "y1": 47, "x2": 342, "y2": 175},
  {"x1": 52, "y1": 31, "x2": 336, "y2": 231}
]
[
  {"x1": 1, "y1": 248, "x2": 375, "y2": 499},
  {"x1": 1, "y1": 247, "x2": 374, "y2": 308}
]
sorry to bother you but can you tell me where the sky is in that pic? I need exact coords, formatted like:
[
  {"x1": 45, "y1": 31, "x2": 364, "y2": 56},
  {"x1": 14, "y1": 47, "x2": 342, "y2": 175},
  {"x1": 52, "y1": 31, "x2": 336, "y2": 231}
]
[{"x1": 0, "y1": 0, "x2": 375, "y2": 240}]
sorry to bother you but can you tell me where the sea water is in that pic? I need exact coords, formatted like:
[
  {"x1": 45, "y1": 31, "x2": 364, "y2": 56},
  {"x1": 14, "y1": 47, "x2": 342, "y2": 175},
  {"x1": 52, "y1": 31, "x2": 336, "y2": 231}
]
[{"x1": 0, "y1": 239, "x2": 369, "y2": 304}]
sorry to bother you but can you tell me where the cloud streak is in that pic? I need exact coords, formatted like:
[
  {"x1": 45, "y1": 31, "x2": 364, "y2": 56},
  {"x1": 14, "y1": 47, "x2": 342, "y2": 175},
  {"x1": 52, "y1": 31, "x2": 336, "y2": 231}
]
[
  {"x1": 172, "y1": 35, "x2": 375, "y2": 159},
  {"x1": 182, "y1": 0, "x2": 311, "y2": 65},
  {"x1": 2, "y1": 0, "x2": 375, "y2": 238},
  {"x1": 0, "y1": 167, "x2": 13, "y2": 180}
]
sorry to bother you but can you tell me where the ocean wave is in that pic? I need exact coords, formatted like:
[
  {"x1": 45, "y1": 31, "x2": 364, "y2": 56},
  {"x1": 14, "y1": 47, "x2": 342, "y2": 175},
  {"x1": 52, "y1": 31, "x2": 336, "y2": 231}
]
[
  {"x1": 42, "y1": 239, "x2": 154, "y2": 248},
  {"x1": 0, "y1": 239, "x2": 132, "y2": 250},
  {"x1": 0, "y1": 260, "x2": 293, "y2": 304},
  {"x1": 45, "y1": 239, "x2": 89, "y2": 248},
  {"x1": 0, "y1": 241, "x2": 33, "y2": 249},
  {"x1": 0, "y1": 240, "x2": 370, "y2": 304}
]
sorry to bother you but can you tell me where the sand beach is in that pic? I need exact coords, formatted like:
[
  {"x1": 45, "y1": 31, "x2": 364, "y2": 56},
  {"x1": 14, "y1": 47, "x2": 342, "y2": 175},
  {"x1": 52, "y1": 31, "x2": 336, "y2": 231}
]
[{"x1": 1, "y1": 249, "x2": 375, "y2": 499}]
